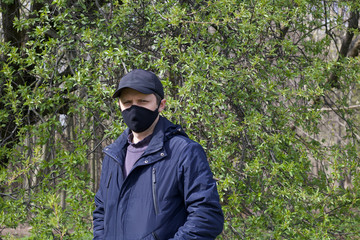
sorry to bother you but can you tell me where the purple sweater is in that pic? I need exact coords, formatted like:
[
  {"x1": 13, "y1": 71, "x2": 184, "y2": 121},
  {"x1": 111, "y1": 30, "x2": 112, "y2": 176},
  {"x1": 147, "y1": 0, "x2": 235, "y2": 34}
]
[{"x1": 123, "y1": 133, "x2": 153, "y2": 178}]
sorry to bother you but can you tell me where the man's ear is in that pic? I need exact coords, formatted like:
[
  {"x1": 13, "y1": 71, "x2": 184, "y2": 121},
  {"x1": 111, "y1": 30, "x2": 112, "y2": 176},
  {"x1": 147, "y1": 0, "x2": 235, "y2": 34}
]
[{"x1": 158, "y1": 99, "x2": 166, "y2": 113}]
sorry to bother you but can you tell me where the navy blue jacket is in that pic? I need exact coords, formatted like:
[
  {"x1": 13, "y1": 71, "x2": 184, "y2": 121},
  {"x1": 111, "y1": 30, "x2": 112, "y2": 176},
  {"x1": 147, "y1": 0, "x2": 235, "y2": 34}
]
[{"x1": 93, "y1": 116, "x2": 224, "y2": 239}]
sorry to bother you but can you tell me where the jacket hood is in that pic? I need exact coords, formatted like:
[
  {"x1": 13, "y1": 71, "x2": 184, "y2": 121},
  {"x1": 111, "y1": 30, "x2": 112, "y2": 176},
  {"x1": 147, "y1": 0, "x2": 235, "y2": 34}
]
[{"x1": 104, "y1": 116, "x2": 188, "y2": 164}]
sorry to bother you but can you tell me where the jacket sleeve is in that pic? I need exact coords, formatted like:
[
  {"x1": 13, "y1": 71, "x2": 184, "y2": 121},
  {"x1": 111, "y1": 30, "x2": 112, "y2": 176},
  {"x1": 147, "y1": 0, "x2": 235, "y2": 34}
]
[
  {"x1": 93, "y1": 157, "x2": 109, "y2": 240},
  {"x1": 171, "y1": 142, "x2": 224, "y2": 239},
  {"x1": 93, "y1": 189, "x2": 104, "y2": 239}
]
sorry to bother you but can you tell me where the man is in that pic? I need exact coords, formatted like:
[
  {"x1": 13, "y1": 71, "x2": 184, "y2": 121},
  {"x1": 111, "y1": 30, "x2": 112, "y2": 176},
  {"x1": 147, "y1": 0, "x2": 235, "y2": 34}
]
[{"x1": 93, "y1": 69, "x2": 224, "y2": 239}]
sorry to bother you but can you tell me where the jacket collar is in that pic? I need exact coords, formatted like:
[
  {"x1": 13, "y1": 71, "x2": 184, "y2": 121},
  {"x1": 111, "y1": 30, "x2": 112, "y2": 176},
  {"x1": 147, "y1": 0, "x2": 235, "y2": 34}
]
[
  {"x1": 103, "y1": 128, "x2": 129, "y2": 165},
  {"x1": 104, "y1": 116, "x2": 188, "y2": 165}
]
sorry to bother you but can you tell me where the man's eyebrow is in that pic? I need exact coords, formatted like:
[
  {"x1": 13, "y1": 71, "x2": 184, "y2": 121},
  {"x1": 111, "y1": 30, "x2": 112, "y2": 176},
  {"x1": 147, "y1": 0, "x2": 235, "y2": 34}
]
[{"x1": 119, "y1": 97, "x2": 129, "y2": 102}]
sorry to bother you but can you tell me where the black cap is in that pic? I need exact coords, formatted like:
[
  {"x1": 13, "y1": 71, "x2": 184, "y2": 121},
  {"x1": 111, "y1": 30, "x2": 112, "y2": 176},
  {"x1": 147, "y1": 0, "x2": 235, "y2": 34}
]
[{"x1": 112, "y1": 69, "x2": 164, "y2": 99}]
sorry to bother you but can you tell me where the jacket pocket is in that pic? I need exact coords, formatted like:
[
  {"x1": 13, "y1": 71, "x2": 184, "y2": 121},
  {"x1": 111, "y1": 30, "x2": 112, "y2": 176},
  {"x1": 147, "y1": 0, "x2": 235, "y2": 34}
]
[
  {"x1": 142, "y1": 232, "x2": 159, "y2": 240},
  {"x1": 152, "y1": 231, "x2": 160, "y2": 240},
  {"x1": 107, "y1": 172, "x2": 112, "y2": 188},
  {"x1": 105, "y1": 172, "x2": 112, "y2": 207},
  {"x1": 152, "y1": 167, "x2": 159, "y2": 215}
]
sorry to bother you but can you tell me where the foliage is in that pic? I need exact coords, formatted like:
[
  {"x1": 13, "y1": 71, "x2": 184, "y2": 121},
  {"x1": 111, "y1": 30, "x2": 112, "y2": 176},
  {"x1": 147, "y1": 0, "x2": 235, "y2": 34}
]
[{"x1": 1, "y1": 0, "x2": 360, "y2": 239}]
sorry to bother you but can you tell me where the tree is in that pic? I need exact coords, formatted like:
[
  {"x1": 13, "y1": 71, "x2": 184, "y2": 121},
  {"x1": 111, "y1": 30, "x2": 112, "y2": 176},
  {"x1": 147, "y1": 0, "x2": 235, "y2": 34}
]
[
  {"x1": 1, "y1": 0, "x2": 110, "y2": 238},
  {"x1": 1, "y1": 0, "x2": 360, "y2": 239}
]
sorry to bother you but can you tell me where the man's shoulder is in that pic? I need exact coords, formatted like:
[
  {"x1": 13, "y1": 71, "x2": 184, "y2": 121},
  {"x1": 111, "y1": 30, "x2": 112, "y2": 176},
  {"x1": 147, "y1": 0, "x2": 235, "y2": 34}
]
[
  {"x1": 166, "y1": 132, "x2": 204, "y2": 155},
  {"x1": 103, "y1": 129, "x2": 129, "y2": 156}
]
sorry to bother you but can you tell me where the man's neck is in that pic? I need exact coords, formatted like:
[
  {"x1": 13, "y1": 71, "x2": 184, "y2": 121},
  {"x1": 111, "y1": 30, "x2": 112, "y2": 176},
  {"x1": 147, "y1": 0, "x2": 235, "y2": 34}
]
[{"x1": 132, "y1": 116, "x2": 159, "y2": 144}]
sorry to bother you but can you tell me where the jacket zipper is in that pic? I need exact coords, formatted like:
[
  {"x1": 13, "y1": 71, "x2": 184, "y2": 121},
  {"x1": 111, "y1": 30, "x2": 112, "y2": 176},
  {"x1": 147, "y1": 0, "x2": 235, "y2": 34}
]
[{"x1": 152, "y1": 167, "x2": 159, "y2": 215}]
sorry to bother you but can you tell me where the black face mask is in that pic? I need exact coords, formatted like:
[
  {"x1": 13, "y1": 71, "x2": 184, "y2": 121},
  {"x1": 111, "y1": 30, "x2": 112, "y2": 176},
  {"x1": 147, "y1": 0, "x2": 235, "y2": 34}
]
[{"x1": 121, "y1": 105, "x2": 159, "y2": 133}]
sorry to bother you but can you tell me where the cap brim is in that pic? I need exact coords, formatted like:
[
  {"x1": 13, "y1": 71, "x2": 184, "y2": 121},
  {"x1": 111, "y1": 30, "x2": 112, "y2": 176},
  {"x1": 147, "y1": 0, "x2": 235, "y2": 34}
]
[{"x1": 112, "y1": 86, "x2": 155, "y2": 98}]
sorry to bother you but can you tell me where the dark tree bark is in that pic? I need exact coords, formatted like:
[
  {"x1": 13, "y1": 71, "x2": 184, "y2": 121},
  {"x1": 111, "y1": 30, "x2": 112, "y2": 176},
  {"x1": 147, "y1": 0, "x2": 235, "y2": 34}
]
[
  {"x1": 1, "y1": 0, "x2": 23, "y2": 47},
  {"x1": 1, "y1": 0, "x2": 24, "y2": 168},
  {"x1": 328, "y1": 10, "x2": 359, "y2": 89}
]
